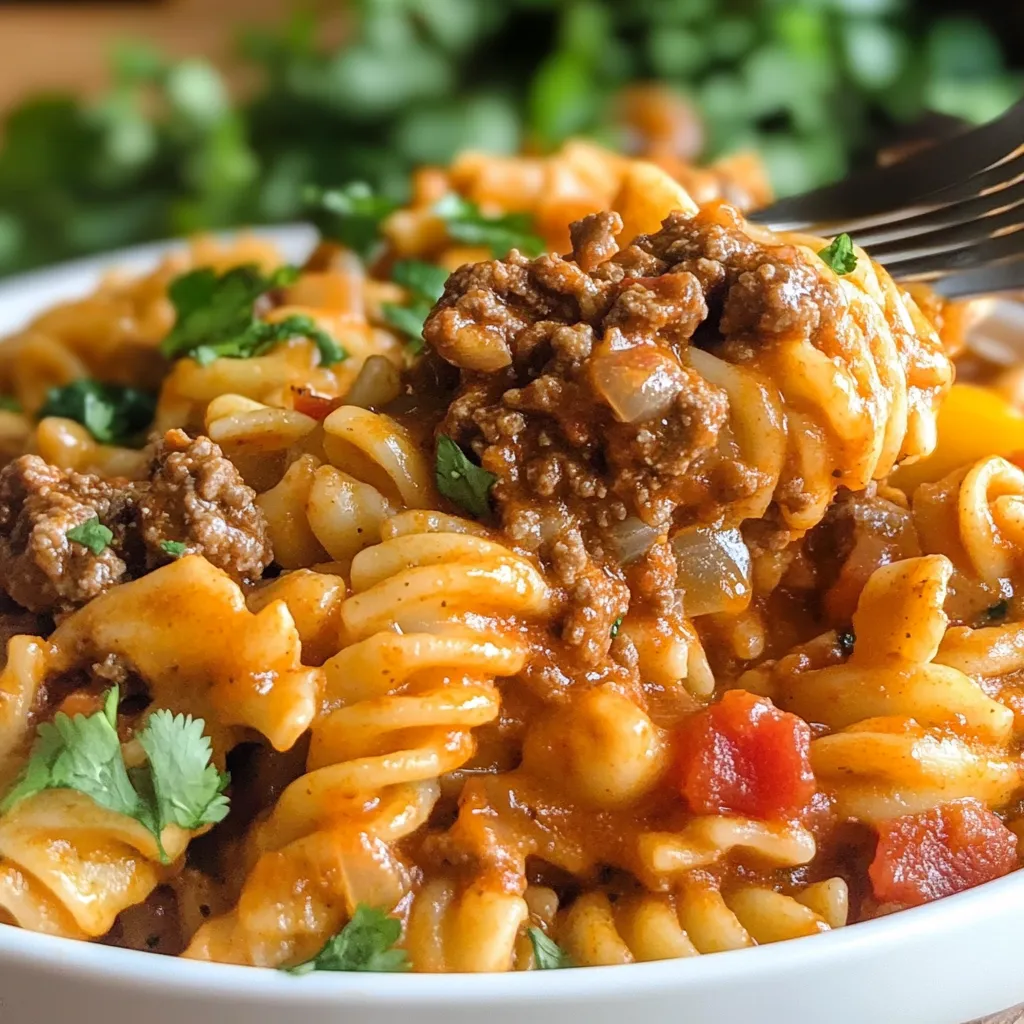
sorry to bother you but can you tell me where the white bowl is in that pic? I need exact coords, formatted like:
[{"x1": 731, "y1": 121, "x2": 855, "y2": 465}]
[{"x1": 0, "y1": 237, "x2": 1022, "y2": 1024}]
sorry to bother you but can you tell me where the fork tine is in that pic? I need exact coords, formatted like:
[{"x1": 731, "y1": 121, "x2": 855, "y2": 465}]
[
  {"x1": 749, "y1": 99, "x2": 1024, "y2": 230},
  {"x1": 868, "y1": 198, "x2": 1023, "y2": 261},
  {"x1": 931, "y1": 257, "x2": 1024, "y2": 298},
  {"x1": 884, "y1": 231, "x2": 1022, "y2": 279},
  {"x1": 855, "y1": 174, "x2": 1024, "y2": 248}
]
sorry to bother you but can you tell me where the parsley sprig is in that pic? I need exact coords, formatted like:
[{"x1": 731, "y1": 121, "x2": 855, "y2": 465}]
[
  {"x1": 285, "y1": 905, "x2": 410, "y2": 975},
  {"x1": 381, "y1": 259, "x2": 449, "y2": 353},
  {"x1": 307, "y1": 183, "x2": 399, "y2": 262},
  {"x1": 66, "y1": 517, "x2": 113, "y2": 556},
  {"x1": 528, "y1": 927, "x2": 574, "y2": 970},
  {"x1": 435, "y1": 434, "x2": 496, "y2": 519},
  {"x1": 818, "y1": 233, "x2": 858, "y2": 275},
  {"x1": 433, "y1": 194, "x2": 545, "y2": 258},
  {"x1": 161, "y1": 264, "x2": 346, "y2": 368},
  {"x1": 0, "y1": 686, "x2": 229, "y2": 862},
  {"x1": 39, "y1": 379, "x2": 156, "y2": 446}
]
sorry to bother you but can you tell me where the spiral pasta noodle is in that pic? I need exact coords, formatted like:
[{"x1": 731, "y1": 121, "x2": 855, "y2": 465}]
[{"x1": 186, "y1": 513, "x2": 552, "y2": 966}]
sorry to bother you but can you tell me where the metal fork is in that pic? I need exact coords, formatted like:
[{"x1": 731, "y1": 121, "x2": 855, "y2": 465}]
[{"x1": 749, "y1": 99, "x2": 1024, "y2": 299}]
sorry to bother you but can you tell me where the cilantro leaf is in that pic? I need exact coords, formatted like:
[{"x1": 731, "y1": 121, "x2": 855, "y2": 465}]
[
  {"x1": 161, "y1": 264, "x2": 345, "y2": 367},
  {"x1": 433, "y1": 193, "x2": 545, "y2": 258},
  {"x1": 381, "y1": 259, "x2": 450, "y2": 354},
  {"x1": 160, "y1": 540, "x2": 187, "y2": 559},
  {"x1": 285, "y1": 905, "x2": 410, "y2": 975},
  {"x1": 391, "y1": 260, "x2": 448, "y2": 304},
  {"x1": 435, "y1": 434, "x2": 496, "y2": 518},
  {"x1": 39, "y1": 379, "x2": 156, "y2": 446},
  {"x1": 136, "y1": 710, "x2": 230, "y2": 831},
  {"x1": 610, "y1": 615, "x2": 624, "y2": 639},
  {"x1": 66, "y1": 517, "x2": 113, "y2": 556},
  {"x1": 528, "y1": 927, "x2": 574, "y2": 970},
  {"x1": 0, "y1": 687, "x2": 230, "y2": 864},
  {"x1": 0, "y1": 396, "x2": 21, "y2": 413},
  {"x1": 818, "y1": 233, "x2": 858, "y2": 275},
  {"x1": 0, "y1": 687, "x2": 137, "y2": 820},
  {"x1": 307, "y1": 183, "x2": 399, "y2": 262}
]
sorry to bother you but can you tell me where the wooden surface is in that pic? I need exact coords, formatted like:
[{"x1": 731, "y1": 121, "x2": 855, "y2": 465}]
[{"x1": 971, "y1": 1007, "x2": 1024, "y2": 1023}]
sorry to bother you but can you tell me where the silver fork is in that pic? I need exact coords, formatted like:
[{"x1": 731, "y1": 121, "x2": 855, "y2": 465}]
[{"x1": 749, "y1": 99, "x2": 1024, "y2": 299}]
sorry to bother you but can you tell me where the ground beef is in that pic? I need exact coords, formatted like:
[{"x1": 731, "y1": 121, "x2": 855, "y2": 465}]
[
  {"x1": 137, "y1": 430, "x2": 271, "y2": 582},
  {"x1": 0, "y1": 431, "x2": 272, "y2": 616},
  {"x1": 424, "y1": 203, "x2": 840, "y2": 664},
  {"x1": 0, "y1": 457, "x2": 133, "y2": 614}
]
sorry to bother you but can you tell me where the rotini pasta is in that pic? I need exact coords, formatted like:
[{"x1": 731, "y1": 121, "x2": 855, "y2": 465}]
[{"x1": 0, "y1": 138, "x2": 1016, "y2": 977}]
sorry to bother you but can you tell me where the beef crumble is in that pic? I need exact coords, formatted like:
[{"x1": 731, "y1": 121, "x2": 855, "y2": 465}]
[
  {"x1": 0, "y1": 429, "x2": 271, "y2": 615},
  {"x1": 424, "y1": 203, "x2": 843, "y2": 664}
]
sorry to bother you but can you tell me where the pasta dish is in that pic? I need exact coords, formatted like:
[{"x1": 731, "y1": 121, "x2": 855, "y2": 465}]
[{"x1": 0, "y1": 137, "x2": 1019, "y2": 974}]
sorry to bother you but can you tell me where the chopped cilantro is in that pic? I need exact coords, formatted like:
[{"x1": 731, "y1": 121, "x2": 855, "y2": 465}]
[
  {"x1": 285, "y1": 905, "x2": 410, "y2": 975},
  {"x1": 65, "y1": 517, "x2": 113, "y2": 556},
  {"x1": 610, "y1": 615, "x2": 624, "y2": 639},
  {"x1": 160, "y1": 540, "x2": 187, "y2": 559},
  {"x1": 161, "y1": 264, "x2": 345, "y2": 367},
  {"x1": 435, "y1": 434, "x2": 496, "y2": 519},
  {"x1": 528, "y1": 927, "x2": 574, "y2": 970},
  {"x1": 838, "y1": 629, "x2": 856, "y2": 656},
  {"x1": 0, "y1": 396, "x2": 21, "y2": 413},
  {"x1": 0, "y1": 686, "x2": 229, "y2": 862},
  {"x1": 986, "y1": 600, "x2": 1010, "y2": 622},
  {"x1": 39, "y1": 379, "x2": 155, "y2": 446},
  {"x1": 381, "y1": 259, "x2": 449, "y2": 353},
  {"x1": 433, "y1": 193, "x2": 545, "y2": 258},
  {"x1": 818, "y1": 233, "x2": 858, "y2": 275},
  {"x1": 307, "y1": 183, "x2": 399, "y2": 262}
]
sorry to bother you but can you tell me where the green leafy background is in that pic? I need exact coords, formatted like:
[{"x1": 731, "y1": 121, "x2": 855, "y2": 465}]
[{"x1": 0, "y1": 0, "x2": 1019, "y2": 277}]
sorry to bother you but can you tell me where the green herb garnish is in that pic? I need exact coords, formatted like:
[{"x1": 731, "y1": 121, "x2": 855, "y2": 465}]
[
  {"x1": 818, "y1": 233, "x2": 858, "y2": 276},
  {"x1": 160, "y1": 540, "x2": 187, "y2": 559},
  {"x1": 435, "y1": 434, "x2": 496, "y2": 519},
  {"x1": 161, "y1": 264, "x2": 345, "y2": 367},
  {"x1": 528, "y1": 927, "x2": 574, "y2": 970},
  {"x1": 0, "y1": 396, "x2": 21, "y2": 413},
  {"x1": 434, "y1": 193, "x2": 545, "y2": 258},
  {"x1": 284, "y1": 905, "x2": 410, "y2": 975},
  {"x1": 307, "y1": 183, "x2": 399, "y2": 262},
  {"x1": 0, "y1": 687, "x2": 229, "y2": 862},
  {"x1": 610, "y1": 616, "x2": 624, "y2": 639},
  {"x1": 39, "y1": 379, "x2": 156, "y2": 446},
  {"x1": 381, "y1": 259, "x2": 449, "y2": 353},
  {"x1": 65, "y1": 517, "x2": 113, "y2": 556}
]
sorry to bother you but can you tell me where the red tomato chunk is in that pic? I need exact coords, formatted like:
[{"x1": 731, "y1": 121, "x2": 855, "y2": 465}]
[
  {"x1": 675, "y1": 689, "x2": 816, "y2": 819},
  {"x1": 869, "y1": 799, "x2": 1018, "y2": 908}
]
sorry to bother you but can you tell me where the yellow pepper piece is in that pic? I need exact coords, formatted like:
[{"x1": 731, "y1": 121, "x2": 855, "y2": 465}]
[{"x1": 890, "y1": 383, "x2": 1024, "y2": 494}]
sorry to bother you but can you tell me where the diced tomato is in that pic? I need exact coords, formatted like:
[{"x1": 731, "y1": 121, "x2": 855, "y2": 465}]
[
  {"x1": 292, "y1": 388, "x2": 340, "y2": 421},
  {"x1": 869, "y1": 799, "x2": 1018, "y2": 907},
  {"x1": 674, "y1": 689, "x2": 816, "y2": 819}
]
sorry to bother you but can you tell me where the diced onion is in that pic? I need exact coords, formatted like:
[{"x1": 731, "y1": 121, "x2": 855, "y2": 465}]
[
  {"x1": 672, "y1": 526, "x2": 752, "y2": 618},
  {"x1": 591, "y1": 346, "x2": 686, "y2": 424},
  {"x1": 610, "y1": 516, "x2": 664, "y2": 564},
  {"x1": 343, "y1": 355, "x2": 402, "y2": 409}
]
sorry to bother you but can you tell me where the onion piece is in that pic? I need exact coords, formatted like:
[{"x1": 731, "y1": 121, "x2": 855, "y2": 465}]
[
  {"x1": 343, "y1": 355, "x2": 402, "y2": 409},
  {"x1": 591, "y1": 346, "x2": 686, "y2": 424},
  {"x1": 610, "y1": 516, "x2": 664, "y2": 564},
  {"x1": 672, "y1": 526, "x2": 752, "y2": 618}
]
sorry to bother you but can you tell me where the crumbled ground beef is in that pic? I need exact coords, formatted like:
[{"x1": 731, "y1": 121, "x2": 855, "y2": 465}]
[
  {"x1": 0, "y1": 430, "x2": 271, "y2": 616},
  {"x1": 424, "y1": 203, "x2": 842, "y2": 665}
]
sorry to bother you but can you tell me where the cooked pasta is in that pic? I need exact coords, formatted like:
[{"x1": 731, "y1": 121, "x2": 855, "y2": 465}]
[{"x1": 0, "y1": 135, "x2": 1017, "y2": 975}]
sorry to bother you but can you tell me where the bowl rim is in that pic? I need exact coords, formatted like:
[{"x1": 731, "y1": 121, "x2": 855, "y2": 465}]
[{"x1": 1, "y1": 231, "x2": 1023, "y2": 1011}]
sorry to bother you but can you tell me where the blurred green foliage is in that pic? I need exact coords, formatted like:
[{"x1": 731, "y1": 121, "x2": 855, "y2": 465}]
[{"x1": 0, "y1": 0, "x2": 1018, "y2": 276}]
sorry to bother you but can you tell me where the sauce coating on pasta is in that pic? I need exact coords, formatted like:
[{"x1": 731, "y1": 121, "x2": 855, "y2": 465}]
[{"x1": 0, "y1": 141, "x2": 1018, "y2": 973}]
